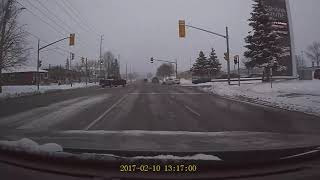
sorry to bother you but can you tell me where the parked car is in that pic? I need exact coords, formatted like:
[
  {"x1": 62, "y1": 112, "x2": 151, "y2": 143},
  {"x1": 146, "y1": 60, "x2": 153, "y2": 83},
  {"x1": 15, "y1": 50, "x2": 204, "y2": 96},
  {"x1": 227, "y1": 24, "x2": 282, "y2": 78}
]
[
  {"x1": 314, "y1": 69, "x2": 320, "y2": 79},
  {"x1": 192, "y1": 76, "x2": 211, "y2": 84}
]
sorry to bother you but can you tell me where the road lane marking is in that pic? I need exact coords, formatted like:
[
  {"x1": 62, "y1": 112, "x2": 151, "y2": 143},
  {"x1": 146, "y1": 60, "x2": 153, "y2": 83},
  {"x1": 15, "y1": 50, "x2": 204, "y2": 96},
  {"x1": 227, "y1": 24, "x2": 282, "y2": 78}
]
[
  {"x1": 84, "y1": 94, "x2": 129, "y2": 130},
  {"x1": 184, "y1": 105, "x2": 201, "y2": 117}
]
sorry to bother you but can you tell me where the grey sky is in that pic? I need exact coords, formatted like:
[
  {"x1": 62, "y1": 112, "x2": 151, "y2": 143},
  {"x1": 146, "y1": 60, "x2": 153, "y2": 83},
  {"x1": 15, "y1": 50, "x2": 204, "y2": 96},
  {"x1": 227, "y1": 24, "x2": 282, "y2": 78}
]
[{"x1": 19, "y1": 0, "x2": 320, "y2": 74}]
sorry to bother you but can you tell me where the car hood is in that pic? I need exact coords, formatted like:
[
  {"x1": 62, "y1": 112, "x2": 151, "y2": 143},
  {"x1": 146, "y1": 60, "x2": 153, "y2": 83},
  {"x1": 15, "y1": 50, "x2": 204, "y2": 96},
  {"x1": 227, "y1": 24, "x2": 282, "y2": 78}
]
[{"x1": 1, "y1": 130, "x2": 320, "y2": 153}]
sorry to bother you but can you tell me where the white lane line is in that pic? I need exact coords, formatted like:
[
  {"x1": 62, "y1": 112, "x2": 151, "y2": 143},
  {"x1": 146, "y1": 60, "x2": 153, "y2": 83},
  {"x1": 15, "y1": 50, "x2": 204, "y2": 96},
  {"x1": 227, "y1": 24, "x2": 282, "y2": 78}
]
[
  {"x1": 184, "y1": 105, "x2": 201, "y2": 117},
  {"x1": 84, "y1": 94, "x2": 129, "y2": 130}
]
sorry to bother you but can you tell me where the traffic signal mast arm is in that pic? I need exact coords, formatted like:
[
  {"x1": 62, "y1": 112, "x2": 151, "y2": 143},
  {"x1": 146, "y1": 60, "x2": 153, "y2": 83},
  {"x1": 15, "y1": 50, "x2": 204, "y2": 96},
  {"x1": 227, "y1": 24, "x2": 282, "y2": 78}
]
[
  {"x1": 185, "y1": 25, "x2": 227, "y2": 39},
  {"x1": 152, "y1": 58, "x2": 176, "y2": 64},
  {"x1": 38, "y1": 37, "x2": 69, "y2": 51}
]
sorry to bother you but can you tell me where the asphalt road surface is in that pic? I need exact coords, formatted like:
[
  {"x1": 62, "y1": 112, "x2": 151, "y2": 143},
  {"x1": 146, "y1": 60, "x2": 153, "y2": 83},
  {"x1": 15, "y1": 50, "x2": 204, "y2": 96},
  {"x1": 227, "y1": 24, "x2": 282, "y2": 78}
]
[{"x1": 1, "y1": 81, "x2": 320, "y2": 134}]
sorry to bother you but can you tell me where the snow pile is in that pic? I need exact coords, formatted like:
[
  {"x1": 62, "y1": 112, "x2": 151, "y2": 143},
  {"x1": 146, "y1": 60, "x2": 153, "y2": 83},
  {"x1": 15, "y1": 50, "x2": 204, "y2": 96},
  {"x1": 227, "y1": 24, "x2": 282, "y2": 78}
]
[
  {"x1": 0, "y1": 83, "x2": 97, "y2": 99},
  {"x1": 130, "y1": 154, "x2": 221, "y2": 161},
  {"x1": 195, "y1": 80, "x2": 320, "y2": 117},
  {"x1": 0, "y1": 138, "x2": 63, "y2": 153},
  {"x1": 82, "y1": 153, "x2": 221, "y2": 161}
]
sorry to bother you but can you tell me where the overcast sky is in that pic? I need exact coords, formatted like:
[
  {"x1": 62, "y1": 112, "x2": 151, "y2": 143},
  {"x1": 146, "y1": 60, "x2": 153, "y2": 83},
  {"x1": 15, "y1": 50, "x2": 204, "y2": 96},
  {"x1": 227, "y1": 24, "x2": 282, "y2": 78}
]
[{"x1": 19, "y1": 0, "x2": 320, "y2": 75}]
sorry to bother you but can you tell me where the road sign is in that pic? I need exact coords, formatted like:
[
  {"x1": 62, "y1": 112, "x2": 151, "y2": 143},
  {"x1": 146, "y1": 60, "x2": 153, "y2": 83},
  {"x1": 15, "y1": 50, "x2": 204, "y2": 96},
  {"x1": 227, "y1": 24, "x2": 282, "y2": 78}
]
[{"x1": 178, "y1": 20, "x2": 186, "y2": 38}]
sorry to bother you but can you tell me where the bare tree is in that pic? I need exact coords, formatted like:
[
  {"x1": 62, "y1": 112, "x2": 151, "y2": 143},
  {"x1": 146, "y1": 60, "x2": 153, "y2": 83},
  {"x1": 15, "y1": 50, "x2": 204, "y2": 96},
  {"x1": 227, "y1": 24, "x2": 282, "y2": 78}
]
[
  {"x1": 0, "y1": 0, "x2": 29, "y2": 92},
  {"x1": 305, "y1": 41, "x2": 320, "y2": 67}
]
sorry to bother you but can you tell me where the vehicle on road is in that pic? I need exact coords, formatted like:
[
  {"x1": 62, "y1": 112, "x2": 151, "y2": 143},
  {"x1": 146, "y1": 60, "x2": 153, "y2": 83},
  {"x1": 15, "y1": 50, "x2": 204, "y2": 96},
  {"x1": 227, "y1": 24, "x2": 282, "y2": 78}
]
[
  {"x1": 314, "y1": 69, "x2": 320, "y2": 79},
  {"x1": 192, "y1": 76, "x2": 211, "y2": 84},
  {"x1": 100, "y1": 77, "x2": 126, "y2": 88},
  {"x1": 152, "y1": 77, "x2": 159, "y2": 84},
  {"x1": 144, "y1": 78, "x2": 148, "y2": 82}
]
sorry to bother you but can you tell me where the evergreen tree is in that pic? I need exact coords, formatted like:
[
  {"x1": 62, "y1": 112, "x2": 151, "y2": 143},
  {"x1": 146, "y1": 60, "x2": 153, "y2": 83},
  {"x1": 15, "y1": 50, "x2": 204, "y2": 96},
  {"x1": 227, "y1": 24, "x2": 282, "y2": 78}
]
[
  {"x1": 244, "y1": 0, "x2": 283, "y2": 81},
  {"x1": 191, "y1": 51, "x2": 208, "y2": 76},
  {"x1": 206, "y1": 48, "x2": 222, "y2": 77}
]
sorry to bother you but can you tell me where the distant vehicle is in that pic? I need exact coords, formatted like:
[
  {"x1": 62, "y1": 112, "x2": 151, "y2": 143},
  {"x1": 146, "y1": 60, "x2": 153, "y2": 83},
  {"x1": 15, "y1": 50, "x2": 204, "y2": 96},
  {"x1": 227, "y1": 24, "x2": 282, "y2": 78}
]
[
  {"x1": 152, "y1": 77, "x2": 159, "y2": 84},
  {"x1": 314, "y1": 69, "x2": 320, "y2": 79},
  {"x1": 144, "y1": 78, "x2": 148, "y2": 82},
  {"x1": 173, "y1": 78, "x2": 180, "y2": 85},
  {"x1": 163, "y1": 78, "x2": 175, "y2": 85},
  {"x1": 100, "y1": 76, "x2": 126, "y2": 88},
  {"x1": 192, "y1": 76, "x2": 211, "y2": 84}
]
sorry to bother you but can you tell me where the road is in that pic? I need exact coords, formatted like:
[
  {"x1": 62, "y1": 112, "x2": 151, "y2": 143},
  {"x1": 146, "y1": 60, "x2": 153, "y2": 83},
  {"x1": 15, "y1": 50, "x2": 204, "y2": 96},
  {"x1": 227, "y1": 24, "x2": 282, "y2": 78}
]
[{"x1": 1, "y1": 81, "x2": 320, "y2": 134}]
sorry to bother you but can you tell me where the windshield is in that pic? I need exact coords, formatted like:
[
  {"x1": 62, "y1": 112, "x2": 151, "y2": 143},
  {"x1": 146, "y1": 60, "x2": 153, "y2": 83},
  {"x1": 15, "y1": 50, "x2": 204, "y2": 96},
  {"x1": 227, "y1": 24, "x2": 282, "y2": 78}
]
[{"x1": 1, "y1": 0, "x2": 320, "y2": 172}]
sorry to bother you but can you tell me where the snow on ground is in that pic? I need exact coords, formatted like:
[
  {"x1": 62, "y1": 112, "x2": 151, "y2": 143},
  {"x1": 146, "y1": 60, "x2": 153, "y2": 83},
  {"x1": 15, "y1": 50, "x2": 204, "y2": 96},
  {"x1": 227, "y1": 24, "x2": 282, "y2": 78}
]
[
  {"x1": 0, "y1": 83, "x2": 98, "y2": 99},
  {"x1": 181, "y1": 79, "x2": 320, "y2": 117},
  {"x1": 0, "y1": 138, "x2": 62, "y2": 153}
]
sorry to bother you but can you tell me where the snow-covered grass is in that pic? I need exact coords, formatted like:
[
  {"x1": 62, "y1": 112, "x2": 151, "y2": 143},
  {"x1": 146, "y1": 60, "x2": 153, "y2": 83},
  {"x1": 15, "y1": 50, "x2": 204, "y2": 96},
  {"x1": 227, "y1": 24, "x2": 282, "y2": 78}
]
[
  {"x1": 0, "y1": 83, "x2": 98, "y2": 100},
  {"x1": 182, "y1": 79, "x2": 320, "y2": 117}
]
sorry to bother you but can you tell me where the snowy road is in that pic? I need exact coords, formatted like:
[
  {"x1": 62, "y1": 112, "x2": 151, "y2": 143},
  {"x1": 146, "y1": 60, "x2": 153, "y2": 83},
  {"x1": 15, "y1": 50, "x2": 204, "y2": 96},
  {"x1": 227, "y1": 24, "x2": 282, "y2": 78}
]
[{"x1": 1, "y1": 81, "x2": 320, "y2": 134}]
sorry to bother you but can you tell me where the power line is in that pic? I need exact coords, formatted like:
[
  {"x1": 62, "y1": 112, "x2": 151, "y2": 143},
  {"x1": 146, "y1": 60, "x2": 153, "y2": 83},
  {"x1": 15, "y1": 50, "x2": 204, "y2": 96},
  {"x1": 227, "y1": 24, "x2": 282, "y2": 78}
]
[
  {"x1": 53, "y1": 0, "x2": 93, "y2": 35},
  {"x1": 32, "y1": 0, "x2": 74, "y2": 33},
  {"x1": 24, "y1": 0, "x2": 70, "y2": 34},
  {"x1": 16, "y1": 1, "x2": 64, "y2": 36},
  {"x1": 62, "y1": 0, "x2": 100, "y2": 36}
]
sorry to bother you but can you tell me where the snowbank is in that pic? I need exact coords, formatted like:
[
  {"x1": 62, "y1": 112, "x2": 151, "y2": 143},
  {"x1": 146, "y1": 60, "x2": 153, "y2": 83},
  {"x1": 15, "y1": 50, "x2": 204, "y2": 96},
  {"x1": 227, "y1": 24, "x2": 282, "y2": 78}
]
[
  {"x1": 189, "y1": 80, "x2": 320, "y2": 117},
  {"x1": 0, "y1": 83, "x2": 98, "y2": 99},
  {"x1": 0, "y1": 138, "x2": 221, "y2": 161},
  {"x1": 0, "y1": 138, "x2": 62, "y2": 153}
]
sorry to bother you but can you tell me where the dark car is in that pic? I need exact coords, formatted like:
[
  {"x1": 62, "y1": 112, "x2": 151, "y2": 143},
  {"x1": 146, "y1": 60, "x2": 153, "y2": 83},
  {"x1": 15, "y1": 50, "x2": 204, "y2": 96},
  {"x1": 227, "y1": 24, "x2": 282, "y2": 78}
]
[
  {"x1": 315, "y1": 69, "x2": 320, "y2": 79},
  {"x1": 192, "y1": 76, "x2": 211, "y2": 84},
  {"x1": 152, "y1": 77, "x2": 159, "y2": 84}
]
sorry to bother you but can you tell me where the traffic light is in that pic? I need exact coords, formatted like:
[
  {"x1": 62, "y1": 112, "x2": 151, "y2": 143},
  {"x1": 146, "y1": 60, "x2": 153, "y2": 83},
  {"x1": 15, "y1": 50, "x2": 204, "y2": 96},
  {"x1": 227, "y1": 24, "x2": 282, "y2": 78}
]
[
  {"x1": 234, "y1": 55, "x2": 239, "y2": 64},
  {"x1": 38, "y1": 60, "x2": 42, "y2": 68},
  {"x1": 81, "y1": 57, "x2": 85, "y2": 64},
  {"x1": 100, "y1": 60, "x2": 103, "y2": 65},
  {"x1": 69, "y1": 33, "x2": 75, "y2": 46},
  {"x1": 150, "y1": 57, "x2": 154, "y2": 63},
  {"x1": 178, "y1": 20, "x2": 186, "y2": 38},
  {"x1": 70, "y1": 53, "x2": 75, "y2": 60},
  {"x1": 224, "y1": 52, "x2": 229, "y2": 61}
]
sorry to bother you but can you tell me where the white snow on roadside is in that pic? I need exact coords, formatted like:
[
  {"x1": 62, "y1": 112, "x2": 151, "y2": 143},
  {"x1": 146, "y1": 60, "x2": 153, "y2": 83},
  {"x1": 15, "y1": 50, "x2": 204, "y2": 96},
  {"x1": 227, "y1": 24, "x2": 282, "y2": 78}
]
[
  {"x1": 0, "y1": 138, "x2": 63, "y2": 153},
  {"x1": 187, "y1": 79, "x2": 320, "y2": 117},
  {"x1": 0, "y1": 83, "x2": 98, "y2": 99},
  {"x1": 131, "y1": 154, "x2": 221, "y2": 160}
]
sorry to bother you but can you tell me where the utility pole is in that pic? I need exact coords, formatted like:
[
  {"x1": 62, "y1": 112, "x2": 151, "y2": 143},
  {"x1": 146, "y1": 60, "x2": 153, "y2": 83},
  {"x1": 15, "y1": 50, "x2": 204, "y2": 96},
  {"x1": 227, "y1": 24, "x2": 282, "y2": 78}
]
[
  {"x1": 226, "y1": 27, "x2": 231, "y2": 85},
  {"x1": 85, "y1": 58, "x2": 88, "y2": 85},
  {"x1": 175, "y1": 59, "x2": 178, "y2": 78},
  {"x1": 37, "y1": 39, "x2": 40, "y2": 90},
  {"x1": 99, "y1": 35, "x2": 103, "y2": 78},
  {"x1": 126, "y1": 63, "x2": 128, "y2": 80}
]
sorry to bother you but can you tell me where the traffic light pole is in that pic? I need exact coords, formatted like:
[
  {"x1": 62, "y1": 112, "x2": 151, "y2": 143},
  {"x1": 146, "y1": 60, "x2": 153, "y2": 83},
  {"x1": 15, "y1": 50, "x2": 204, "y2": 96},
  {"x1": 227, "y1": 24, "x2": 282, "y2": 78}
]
[
  {"x1": 185, "y1": 25, "x2": 231, "y2": 85},
  {"x1": 226, "y1": 27, "x2": 231, "y2": 85},
  {"x1": 36, "y1": 36, "x2": 71, "y2": 90}
]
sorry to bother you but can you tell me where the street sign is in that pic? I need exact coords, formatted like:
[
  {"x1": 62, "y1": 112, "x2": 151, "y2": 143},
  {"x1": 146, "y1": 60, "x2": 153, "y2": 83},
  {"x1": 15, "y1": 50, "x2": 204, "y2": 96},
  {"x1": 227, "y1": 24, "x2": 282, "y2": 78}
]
[{"x1": 178, "y1": 20, "x2": 186, "y2": 38}]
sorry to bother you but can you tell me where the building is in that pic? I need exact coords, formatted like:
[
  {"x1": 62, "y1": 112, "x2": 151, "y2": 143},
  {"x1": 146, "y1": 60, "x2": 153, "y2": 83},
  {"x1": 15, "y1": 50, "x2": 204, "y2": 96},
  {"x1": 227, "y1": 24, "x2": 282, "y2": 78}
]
[{"x1": 2, "y1": 66, "x2": 48, "y2": 85}]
